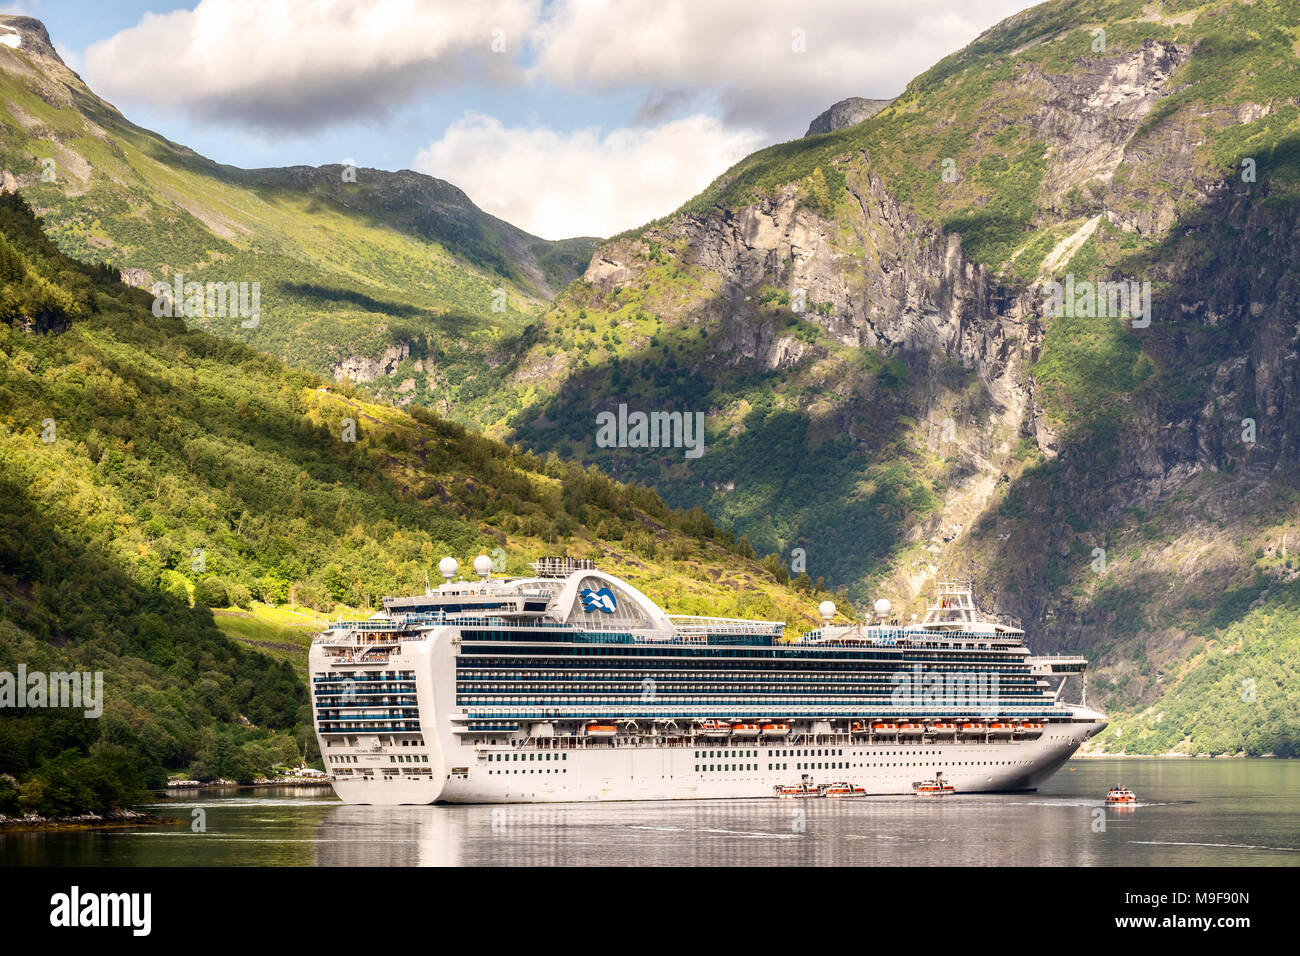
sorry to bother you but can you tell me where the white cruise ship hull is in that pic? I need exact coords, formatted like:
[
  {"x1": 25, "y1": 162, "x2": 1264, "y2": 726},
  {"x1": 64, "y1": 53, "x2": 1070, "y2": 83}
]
[{"x1": 312, "y1": 626, "x2": 1108, "y2": 806}]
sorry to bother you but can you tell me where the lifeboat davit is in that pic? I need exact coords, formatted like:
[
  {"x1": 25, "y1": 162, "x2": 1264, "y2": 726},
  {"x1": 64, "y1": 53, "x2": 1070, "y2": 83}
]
[
  {"x1": 761, "y1": 722, "x2": 790, "y2": 737},
  {"x1": 960, "y1": 722, "x2": 987, "y2": 736},
  {"x1": 731, "y1": 722, "x2": 761, "y2": 737},
  {"x1": 698, "y1": 719, "x2": 731, "y2": 738},
  {"x1": 584, "y1": 722, "x2": 618, "y2": 738}
]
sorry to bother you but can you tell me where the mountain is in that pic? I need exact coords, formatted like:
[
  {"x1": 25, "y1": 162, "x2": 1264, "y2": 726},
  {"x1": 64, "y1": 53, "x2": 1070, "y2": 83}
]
[
  {"x1": 804, "y1": 97, "x2": 893, "y2": 136},
  {"x1": 455, "y1": 0, "x2": 1300, "y2": 755},
  {"x1": 0, "y1": 188, "x2": 849, "y2": 815},
  {"x1": 0, "y1": 13, "x2": 598, "y2": 414}
]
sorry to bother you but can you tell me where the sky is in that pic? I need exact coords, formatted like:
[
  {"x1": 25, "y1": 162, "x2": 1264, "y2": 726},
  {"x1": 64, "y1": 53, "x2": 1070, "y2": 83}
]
[{"x1": 6, "y1": 0, "x2": 1038, "y2": 239}]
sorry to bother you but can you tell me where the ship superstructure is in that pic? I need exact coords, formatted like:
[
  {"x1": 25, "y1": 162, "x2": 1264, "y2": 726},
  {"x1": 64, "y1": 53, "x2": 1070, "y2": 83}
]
[{"x1": 308, "y1": 558, "x2": 1106, "y2": 804}]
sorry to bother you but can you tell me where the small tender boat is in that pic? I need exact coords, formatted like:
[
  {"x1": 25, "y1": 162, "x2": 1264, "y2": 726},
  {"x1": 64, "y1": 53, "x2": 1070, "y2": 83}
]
[
  {"x1": 898, "y1": 722, "x2": 926, "y2": 736},
  {"x1": 988, "y1": 721, "x2": 1016, "y2": 737},
  {"x1": 931, "y1": 721, "x2": 959, "y2": 735},
  {"x1": 731, "y1": 722, "x2": 761, "y2": 737},
  {"x1": 774, "y1": 783, "x2": 821, "y2": 799},
  {"x1": 1105, "y1": 785, "x2": 1137, "y2": 805},
  {"x1": 960, "y1": 722, "x2": 987, "y2": 736},
  {"x1": 871, "y1": 722, "x2": 898, "y2": 735},
  {"x1": 1016, "y1": 721, "x2": 1044, "y2": 738},
  {"x1": 698, "y1": 719, "x2": 731, "y2": 738},
  {"x1": 913, "y1": 776, "x2": 956, "y2": 796},
  {"x1": 824, "y1": 782, "x2": 867, "y2": 798},
  {"x1": 584, "y1": 722, "x2": 618, "y2": 738},
  {"x1": 760, "y1": 722, "x2": 790, "y2": 737}
]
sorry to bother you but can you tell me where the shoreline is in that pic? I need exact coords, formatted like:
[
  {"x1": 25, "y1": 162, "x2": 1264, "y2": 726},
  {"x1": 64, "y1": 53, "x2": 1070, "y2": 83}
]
[
  {"x1": 155, "y1": 779, "x2": 335, "y2": 796},
  {"x1": 0, "y1": 809, "x2": 179, "y2": 834},
  {"x1": 1075, "y1": 751, "x2": 1290, "y2": 759}
]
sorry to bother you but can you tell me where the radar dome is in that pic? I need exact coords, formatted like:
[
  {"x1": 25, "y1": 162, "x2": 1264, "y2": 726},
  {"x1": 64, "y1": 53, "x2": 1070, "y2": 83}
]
[
  {"x1": 817, "y1": 600, "x2": 836, "y2": 622},
  {"x1": 473, "y1": 554, "x2": 493, "y2": 578},
  {"x1": 438, "y1": 556, "x2": 459, "y2": 580},
  {"x1": 873, "y1": 598, "x2": 892, "y2": 618}
]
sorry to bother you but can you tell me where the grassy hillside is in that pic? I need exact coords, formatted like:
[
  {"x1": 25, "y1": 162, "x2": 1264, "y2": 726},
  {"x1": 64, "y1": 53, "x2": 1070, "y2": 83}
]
[
  {"x1": 0, "y1": 14, "x2": 596, "y2": 411},
  {"x1": 0, "y1": 192, "x2": 848, "y2": 815}
]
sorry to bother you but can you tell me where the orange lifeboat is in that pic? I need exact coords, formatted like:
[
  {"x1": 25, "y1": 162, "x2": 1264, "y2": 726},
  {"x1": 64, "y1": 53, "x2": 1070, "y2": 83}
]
[
  {"x1": 871, "y1": 722, "x2": 898, "y2": 735},
  {"x1": 898, "y1": 722, "x2": 926, "y2": 736},
  {"x1": 931, "y1": 721, "x2": 959, "y2": 735},
  {"x1": 584, "y1": 722, "x2": 617, "y2": 738},
  {"x1": 1016, "y1": 722, "x2": 1044, "y2": 738},
  {"x1": 731, "y1": 722, "x2": 761, "y2": 738},
  {"x1": 960, "y1": 722, "x2": 987, "y2": 736},
  {"x1": 824, "y1": 782, "x2": 866, "y2": 798},
  {"x1": 698, "y1": 719, "x2": 731, "y2": 738},
  {"x1": 1105, "y1": 786, "x2": 1137, "y2": 805},
  {"x1": 988, "y1": 721, "x2": 1016, "y2": 737},
  {"x1": 773, "y1": 783, "x2": 820, "y2": 798},
  {"x1": 913, "y1": 778, "x2": 956, "y2": 796},
  {"x1": 761, "y1": 722, "x2": 790, "y2": 737}
]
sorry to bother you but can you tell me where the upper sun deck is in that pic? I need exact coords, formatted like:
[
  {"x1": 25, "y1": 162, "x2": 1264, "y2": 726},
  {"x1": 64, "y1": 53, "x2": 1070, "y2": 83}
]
[{"x1": 313, "y1": 558, "x2": 787, "y2": 649}]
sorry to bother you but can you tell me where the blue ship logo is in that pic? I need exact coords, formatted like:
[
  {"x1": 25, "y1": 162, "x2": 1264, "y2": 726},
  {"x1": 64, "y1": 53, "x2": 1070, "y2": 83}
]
[{"x1": 580, "y1": 586, "x2": 618, "y2": 613}]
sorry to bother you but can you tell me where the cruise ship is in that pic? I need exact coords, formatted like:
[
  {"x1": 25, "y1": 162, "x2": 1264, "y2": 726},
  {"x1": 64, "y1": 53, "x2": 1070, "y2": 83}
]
[{"x1": 308, "y1": 557, "x2": 1107, "y2": 804}]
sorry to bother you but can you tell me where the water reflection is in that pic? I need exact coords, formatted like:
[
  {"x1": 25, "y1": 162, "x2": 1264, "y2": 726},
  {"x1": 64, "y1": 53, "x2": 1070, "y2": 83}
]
[{"x1": 4, "y1": 761, "x2": 1298, "y2": 867}]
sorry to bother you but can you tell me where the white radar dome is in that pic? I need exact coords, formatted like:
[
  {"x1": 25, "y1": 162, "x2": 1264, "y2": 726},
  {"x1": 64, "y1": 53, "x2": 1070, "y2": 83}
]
[
  {"x1": 473, "y1": 554, "x2": 494, "y2": 577},
  {"x1": 873, "y1": 598, "x2": 892, "y2": 618},
  {"x1": 818, "y1": 600, "x2": 836, "y2": 621},
  {"x1": 438, "y1": 556, "x2": 459, "y2": 580}
]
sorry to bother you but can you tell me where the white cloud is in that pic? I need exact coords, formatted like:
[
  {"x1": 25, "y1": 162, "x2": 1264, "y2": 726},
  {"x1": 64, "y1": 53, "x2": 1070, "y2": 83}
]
[
  {"x1": 82, "y1": 0, "x2": 539, "y2": 130},
  {"x1": 414, "y1": 112, "x2": 765, "y2": 239},
  {"x1": 533, "y1": 0, "x2": 1037, "y2": 131}
]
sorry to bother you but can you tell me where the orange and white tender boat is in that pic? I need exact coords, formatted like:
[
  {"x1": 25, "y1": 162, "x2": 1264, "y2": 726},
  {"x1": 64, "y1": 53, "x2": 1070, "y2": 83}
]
[
  {"x1": 774, "y1": 783, "x2": 821, "y2": 799},
  {"x1": 960, "y1": 722, "x2": 987, "y2": 736},
  {"x1": 872, "y1": 722, "x2": 898, "y2": 735},
  {"x1": 698, "y1": 719, "x2": 731, "y2": 738},
  {"x1": 761, "y1": 722, "x2": 790, "y2": 737},
  {"x1": 584, "y1": 722, "x2": 618, "y2": 738},
  {"x1": 1105, "y1": 785, "x2": 1137, "y2": 805},
  {"x1": 898, "y1": 722, "x2": 926, "y2": 736},
  {"x1": 931, "y1": 721, "x2": 959, "y2": 735},
  {"x1": 988, "y1": 721, "x2": 1016, "y2": 737},
  {"x1": 824, "y1": 782, "x2": 867, "y2": 798},
  {"x1": 913, "y1": 776, "x2": 956, "y2": 796},
  {"x1": 1016, "y1": 722, "x2": 1044, "y2": 738},
  {"x1": 731, "y1": 722, "x2": 761, "y2": 737}
]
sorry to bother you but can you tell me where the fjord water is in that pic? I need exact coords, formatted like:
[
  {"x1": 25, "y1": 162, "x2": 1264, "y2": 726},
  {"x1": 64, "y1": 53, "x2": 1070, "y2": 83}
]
[{"x1": 4, "y1": 759, "x2": 1296, "y2": 867}]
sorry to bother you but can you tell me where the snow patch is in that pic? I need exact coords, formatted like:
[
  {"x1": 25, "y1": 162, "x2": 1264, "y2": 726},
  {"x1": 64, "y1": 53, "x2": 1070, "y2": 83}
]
[{"x1": 0, "y1": 33, "x2": 21, "y2": 49}]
